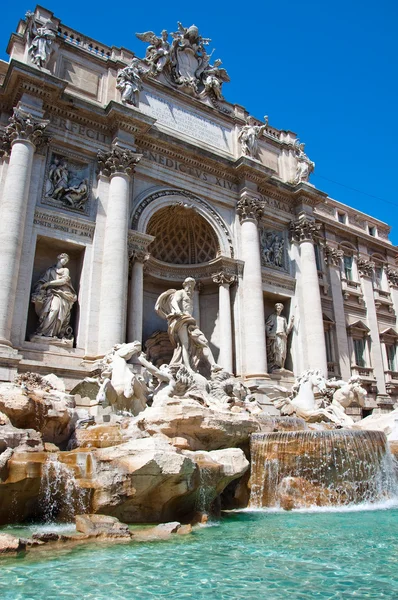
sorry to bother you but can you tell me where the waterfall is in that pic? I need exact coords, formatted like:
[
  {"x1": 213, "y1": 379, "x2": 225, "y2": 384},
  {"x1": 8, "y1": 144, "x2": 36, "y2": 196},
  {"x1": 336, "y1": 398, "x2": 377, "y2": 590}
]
[
  {"x1": 39, "y1": 454, "x2": 87, "y2": 522},
  {"x1": 249, "y1": 430, "x2": 398, "y2": 509}
]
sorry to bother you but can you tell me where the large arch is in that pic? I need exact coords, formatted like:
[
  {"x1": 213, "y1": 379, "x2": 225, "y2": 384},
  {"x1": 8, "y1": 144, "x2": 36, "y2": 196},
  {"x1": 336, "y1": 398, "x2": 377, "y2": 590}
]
[{"x1": 131, "y1": 187, "x2": 234, "y2": 258}]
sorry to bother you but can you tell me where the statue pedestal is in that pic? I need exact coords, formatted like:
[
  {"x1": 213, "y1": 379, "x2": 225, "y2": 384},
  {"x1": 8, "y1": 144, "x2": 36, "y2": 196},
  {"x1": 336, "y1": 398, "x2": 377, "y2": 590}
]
[{"x1": 29, "y1": 335, "x2": 74, "y2": 348}]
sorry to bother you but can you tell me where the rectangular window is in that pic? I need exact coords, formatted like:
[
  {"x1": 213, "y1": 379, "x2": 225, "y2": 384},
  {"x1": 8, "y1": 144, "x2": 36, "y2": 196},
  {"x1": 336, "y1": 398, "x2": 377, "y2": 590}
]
[
  {"x1": 338, "y1": 212, "x2": 346, "y2": 224},
  {"x1": 374, "y1": 267, "x2": 383, "y2": 289},
  {"x1": 344, "y1": 255, "x2": 353, "y2": 281},
  {"x1": 324, "y1": 329, "x2": 334, "y2": 363},
  {"x1": 368, "y1": 226, "x2": 376, "y2": 237},
  {"x1": 353, "y1": 338, "x2": 366, "y2": 367},
  {"x1": 387, "y1": 344, "x2": 397, "y2": 371}
]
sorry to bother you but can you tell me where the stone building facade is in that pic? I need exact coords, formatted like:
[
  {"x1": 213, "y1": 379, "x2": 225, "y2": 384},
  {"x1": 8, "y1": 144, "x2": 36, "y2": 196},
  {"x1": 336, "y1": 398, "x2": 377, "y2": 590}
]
[{"x1": 0, "y1": 6, "x2": 397, "y2": 416}]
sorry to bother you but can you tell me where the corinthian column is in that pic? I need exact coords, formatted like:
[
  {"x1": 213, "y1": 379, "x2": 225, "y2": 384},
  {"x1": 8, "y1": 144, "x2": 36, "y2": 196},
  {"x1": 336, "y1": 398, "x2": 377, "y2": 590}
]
[
  {"x1": 237, "y1": 193, "x2": 268, "y2": 379},
  {"x1": 290, "y1": 215, "x2": 328, "y2": 375},
  {"x1": 212, "y1": 271, "x2": 236, "y2": 373},
  {"x1": 97, "y1": 146, "x2": 142, "y2": 353},
  {"x1": 127, "y1": 248, "x2": 149, "y2": 344},
  {"x1": 0, "y1": 108, "x2": 49, "y2": 347}
]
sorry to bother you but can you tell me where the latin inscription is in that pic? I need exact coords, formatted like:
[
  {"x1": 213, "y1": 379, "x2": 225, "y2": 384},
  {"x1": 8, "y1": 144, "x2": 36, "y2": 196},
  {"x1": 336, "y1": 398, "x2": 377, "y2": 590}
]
[
  {"x1": 142, "y1": 150, "x2": 237, "y2": 192},
  {"x1": 51, "y1": 116, "x2": 110, "y2": 144},
  {"x1": 140, "y1": 93, "x2": 233, "y2": 153},
  {"x1": 33, "y1": 210, "x2": 95, "y2": 239}
]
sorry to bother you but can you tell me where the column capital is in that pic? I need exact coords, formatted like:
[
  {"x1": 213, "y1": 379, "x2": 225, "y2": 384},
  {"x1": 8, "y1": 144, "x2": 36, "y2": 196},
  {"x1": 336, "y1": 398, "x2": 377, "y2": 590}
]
[
  {"x1": 97, "y1": 145, "x2": 142, "y2": 177},
  {"x1": 357, "y1": 254, "x2": 375, "y2": 278},
  {"x1": 129, "y1": 248, "x2": 150, "y2": 263},
  {"x1": 1, "y1": 108, "x2": 50, "y2": 157},
  {"x1": 324, "y1": 244, "x2": 344, "y2": 267},
  {"x1": 212, "y1": 271, "x2": 237, "y2": 286},
  {"x1": 387, "y1": 266, "x2": 398, "y2": 287},
  {"x1": 236, "y1": 193, "x2": 263, "y2": 224},
  {"x1": 289, "y1": 215, "x2": 319, "y2": 243}
]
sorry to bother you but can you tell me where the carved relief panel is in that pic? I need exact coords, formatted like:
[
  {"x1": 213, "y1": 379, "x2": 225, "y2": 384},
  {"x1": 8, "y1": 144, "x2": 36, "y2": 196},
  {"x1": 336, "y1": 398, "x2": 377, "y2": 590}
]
[
  {"x1": 259, "y1": 229, "x2": 287, "y2": 271},
  {"x1": 42, "y1": 148, "x2": 93, "y2": 216}
]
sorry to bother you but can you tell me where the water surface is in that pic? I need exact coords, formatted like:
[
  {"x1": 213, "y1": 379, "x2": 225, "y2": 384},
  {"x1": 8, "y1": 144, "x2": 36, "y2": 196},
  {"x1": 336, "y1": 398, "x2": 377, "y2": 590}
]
[{"x1": 1, "y1": 508, "x2": 398, "y2": 599}]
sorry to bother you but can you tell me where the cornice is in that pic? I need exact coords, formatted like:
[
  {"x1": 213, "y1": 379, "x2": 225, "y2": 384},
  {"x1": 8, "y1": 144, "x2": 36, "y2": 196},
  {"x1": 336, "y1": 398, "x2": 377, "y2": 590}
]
[{"x1": 144, "y1": 254, "x2": 243, "y2": 283}]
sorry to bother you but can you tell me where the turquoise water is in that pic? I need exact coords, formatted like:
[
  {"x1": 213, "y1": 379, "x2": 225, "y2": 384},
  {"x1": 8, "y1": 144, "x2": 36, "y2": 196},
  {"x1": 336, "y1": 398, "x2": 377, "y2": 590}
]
[{"x1": 1, "y1": 508, "x2": 398, "y2": 599}]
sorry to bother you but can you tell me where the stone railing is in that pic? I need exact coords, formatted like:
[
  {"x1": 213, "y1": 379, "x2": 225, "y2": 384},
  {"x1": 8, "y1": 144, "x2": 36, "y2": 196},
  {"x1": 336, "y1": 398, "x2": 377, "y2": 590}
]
[
  {"x1": 351, "y1": 365, "x2": 375, "y2": 379},
  {"x1": 385, "y1": 370, "x2": 398, "y2": 384},
  {"x1": 57, "y1": 26, "x2": 112, "y2": 60}
]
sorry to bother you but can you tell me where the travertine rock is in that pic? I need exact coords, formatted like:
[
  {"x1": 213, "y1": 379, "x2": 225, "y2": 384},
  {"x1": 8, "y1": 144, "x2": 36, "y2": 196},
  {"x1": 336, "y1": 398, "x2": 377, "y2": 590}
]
[
  {"x1": 354, "y1": 409, "x2": 398, "y2": 439},
  {"x1": 0, "y1": 533, "x2": 26, "y2": 554},
  {"x1": 134, "y1": 399, "x2": 259, "y2": 451},
  {"x1": 75, "y1": 514, "x2": 131, "y2": 537},
  {"x1": 0, "y1": 382, "x2": 77, "y2": 446}
]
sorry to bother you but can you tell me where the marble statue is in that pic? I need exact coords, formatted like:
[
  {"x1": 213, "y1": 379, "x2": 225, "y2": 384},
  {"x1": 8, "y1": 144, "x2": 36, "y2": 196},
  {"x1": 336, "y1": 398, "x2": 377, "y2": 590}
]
[
  {"x1": 96, "y1": 341, "x2": 149, "y2": 415},
  {"x1": 275, "y1": 370, "x2": 354, "y2": 426},
  {"x1": 28, "y1": 18, "x2": 57, "y2": 68},
  {"x1": 238, "y1": 117, "x2": 268, "y2": 158},
  {"x1": 31, "y1": 253, "x2": 77, "y2": 339},
  {"x1": 291, "y1": 139, "x2": 315, "y2": 184},
  {"x1": 116, "y1": 59, "x2": 148, "y2": 106},
  {"x1": 265, "y1": 303, "x2": 294, "y2": 371},
  {"x1": 260, "y1": 231, "x2": 285, "y2": 268},
  {"x1": 201, "y1": 59, "x2": 230, "y2": 101},
  {"x1": 329, "y1": 376, "x2": 367, "y2": 409},
  {"x1": 136, "y1": 22, "x2": 230, "y2": 103},
  {"x1": 46, "y1": 156, "x2": 89, "y2": 211},
  {"x1": 136, "y1": 30, "x2": 170, "y2": 75},
  {"x1": 155, "y1": 277, "x2": 221, "y2": 377}
]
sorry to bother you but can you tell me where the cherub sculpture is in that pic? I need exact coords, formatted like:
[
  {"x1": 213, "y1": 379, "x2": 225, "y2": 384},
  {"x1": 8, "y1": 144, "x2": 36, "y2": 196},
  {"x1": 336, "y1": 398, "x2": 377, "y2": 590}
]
[
  {"x1": 135, "y1": 30, "x2": 170, "y2": 75},
  {"x1": 201, "y1": 59, "x2": 230, "y2": 101}
]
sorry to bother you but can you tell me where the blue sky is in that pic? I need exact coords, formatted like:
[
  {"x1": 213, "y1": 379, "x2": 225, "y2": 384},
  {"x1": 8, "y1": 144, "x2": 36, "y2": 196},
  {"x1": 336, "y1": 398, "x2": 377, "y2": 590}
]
[{"x1": 1, "y1": 1, "x2": 397, "y2": 243}]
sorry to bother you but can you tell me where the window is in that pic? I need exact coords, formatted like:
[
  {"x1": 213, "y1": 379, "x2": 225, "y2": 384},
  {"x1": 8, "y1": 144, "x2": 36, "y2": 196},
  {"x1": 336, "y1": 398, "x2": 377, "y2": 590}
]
[
  {"x1": 374, "y1": 266, "x2": 383, "y2": 289},
  {"x1": 314, "y1": 244, "x2": 322, "y2": 272},
  {"x1": 386, "y1": 344, "x2": 397, "y2": 371},
  {"x1": 353, "y1": 338, "x2": 366, "y2": 367},
  {"x1": 324, "y1": 329, "x2": 334, "y2": 363},
  {"x1": 368, "y1": 225, "x2": 376, "y2": 237},
  {"x1": 344, "y1": 255, "x2": 353, "y2": 281},
  {"x1": 338, "y1": 212, "x2": 347, "y2": 224}
]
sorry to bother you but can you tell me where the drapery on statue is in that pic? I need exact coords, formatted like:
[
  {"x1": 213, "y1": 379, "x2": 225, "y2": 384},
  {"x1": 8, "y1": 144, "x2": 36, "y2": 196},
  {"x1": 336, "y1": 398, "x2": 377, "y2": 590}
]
[
  {"x1": 116, "y1": 58, "x2": 148, "y2": 106},
  {"x1": 155, "y1": 277, "x2": 221, "y2": 377},
  {"x1": 265, "y1": 303, "x2": 294, "y2": 371},
  {"x1": 31, "y1": 253, "x2": 77, "y2": 339},
  {"x1": 28, "y1": 18, "x2": 57, "y2": 68},
  {"x1": 238, "y1": 116, "x2": 268, "y2": 158}
]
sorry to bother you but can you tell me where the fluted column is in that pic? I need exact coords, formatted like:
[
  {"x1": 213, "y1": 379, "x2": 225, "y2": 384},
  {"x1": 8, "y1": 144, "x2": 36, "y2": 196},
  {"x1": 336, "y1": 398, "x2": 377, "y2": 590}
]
[
  {"x1": 324, "y1": 244, "x2": 351, "y2": 380},
  {"x1": 290, "y1": 215, "x2": 327, "y2": 375},
  {"x1": 237, "y1": 194, "x2": 268, "y2": 378},
  {"x1": 387, "y1": 267, "x2": 398, "y2": 325},
  {"x1": 127, "y1": 249, "x2": 149, "y2": 344},
  {"x1": 97, "y1": 146, "x2": 142, "y2": 352},
  {"x1": 358, "y1": 256, "x2": 387, "y2": 395},
  {"x1": 0, "y1": 108, "x2": 49, "y2": 347},
  {"x1": 212, "y1": 272, "x2": 236, "y2": 373}
]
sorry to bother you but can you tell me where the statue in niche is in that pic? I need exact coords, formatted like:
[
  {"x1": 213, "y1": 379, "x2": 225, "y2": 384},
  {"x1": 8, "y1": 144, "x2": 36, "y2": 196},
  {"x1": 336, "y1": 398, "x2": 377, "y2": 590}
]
[
  {"x1": 291, "y1": 139, "x2": 315, "y2": 184},
  {"x1": 136, "y1": 30, "x2": 170, "y2": 75},
  {"x1": 31, "y1": 253, "x2": 77, "y2": 340},
  {"x1": 261, "y1": 231, "x2": 285, "y2": 269},
  {"x1": 116, "y1": 58, "x2": 148, "y2": 106},
  {"x1": 46, "y1": 155, "x2": 89, "y2": 211},
  {"x1": 27, "y1": 17, "x2": 57, "y2": 68},
  {"x1": 238, "y1": 117, "x2": 268, "y2": 159},
  {"x1": 201, "y1": 59, "x2": 230, "y2": 101},
  {"x1": 265, "y1": 303, "x2": 294, "y2": 372},
  {"x1": 155, "y1": 277, "x2": 221, "y2": 378}
]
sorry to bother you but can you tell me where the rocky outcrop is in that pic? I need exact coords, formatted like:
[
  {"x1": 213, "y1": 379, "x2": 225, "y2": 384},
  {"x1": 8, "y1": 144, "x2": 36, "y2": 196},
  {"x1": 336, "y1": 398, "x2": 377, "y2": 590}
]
[
  {"x1": 0, "y1": 381, "x2": 80, "y2": 447},
  {"x1": 0, "y1": 533, "x2": 27, "y2": 554},
  {"x1": 0, "y1": 437, "x2": 249, "y2": 525},
  {"x1": 354, "y1": 409, "x2": 398, "y2": 439},
  {"x1": 133, "y1": 399, "x2": 260, "y2": 451}
]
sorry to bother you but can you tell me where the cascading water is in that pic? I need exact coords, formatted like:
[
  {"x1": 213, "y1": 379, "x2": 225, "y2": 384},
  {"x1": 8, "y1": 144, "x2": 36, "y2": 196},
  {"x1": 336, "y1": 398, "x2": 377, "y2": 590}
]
[
  {"x1": 39, "y1": 454, "x2": 87, "y2": 522},
  {"x1": 249, "y1": 430, "x2": 398, "y2": 509}
]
